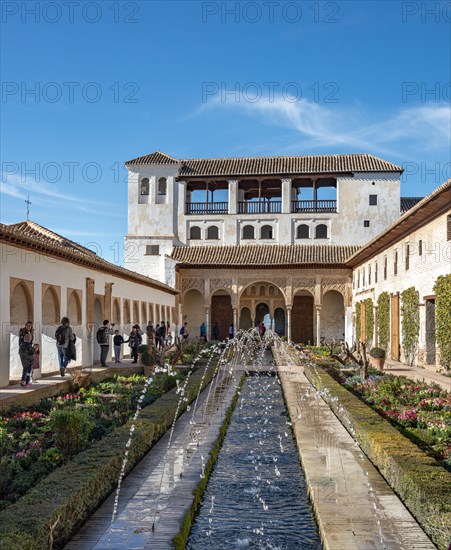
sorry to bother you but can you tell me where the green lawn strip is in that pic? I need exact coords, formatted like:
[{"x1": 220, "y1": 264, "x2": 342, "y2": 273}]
[
  {"x1": 0, "y1": 364, "x2": 218, "y2": 550},
  {"x1": 173, "y1": 372, "x2": 246, "y2": 550},
  {"x1": 304, "y1": 361, "x2": 451, "y2": 550}
]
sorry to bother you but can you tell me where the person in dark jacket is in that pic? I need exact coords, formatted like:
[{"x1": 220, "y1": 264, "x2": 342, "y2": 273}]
[
  {"x1": 18, "y1": 322, "x2": 34, "y2": 387},
  {"x1": 128, "y1": 326, "x2": 142, "y2": 363},
  {"x1": 212, "y1": 322, "x2": 220, "y2": 340},
  {"x1": 113, "y1": 330, "x2": 129, "y2": 363},
  {"x1": 159, "y1": 321, "x2": 166, "y2": 348}
]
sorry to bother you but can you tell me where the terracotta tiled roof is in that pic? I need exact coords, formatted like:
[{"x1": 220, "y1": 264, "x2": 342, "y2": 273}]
[
  {"x1": 171, "y1": 244, "x2": 360, "y2": 268},
  {"x1": 125, "y1": 151, "x2": 180, "y2": 166},
  {"x1": 348, "y1": 179, "x2": 451, "y2": 267},
  {"x1": 1, "y1": 221, "x2": 178, "y2": 295},
  {"x1": 125, "y1": 152, "x2": 403, "y2": 176},
  {"x1": 400, "y1": 197, "x2": 423, "y2": 214}
]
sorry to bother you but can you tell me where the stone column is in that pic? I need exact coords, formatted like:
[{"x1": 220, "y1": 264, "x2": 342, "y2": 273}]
[
  {"x1": 228, "y1": 179, "x2": 238, "y2": 214},
  {"x1": 233, "y1": 308, "x2": 237, "y2": 332},
  {"x1": 205, "y1": 307, "x2": 210, "y2": 339},
  {"x1": 85, "y1": 278, "x2": 95, "y2": 367},
  {"x1": 287, "y1": 307, "x2": 292, "y2": 341},
  {"x1": 281, "y1": 178, "x2": 292, "y2": 214},
  {"x1": 316, "y1": 306, "x2": 321, "y2": 345},
  {"x1": 104, "y1": 283, "x2": 113, "y2": 323}
]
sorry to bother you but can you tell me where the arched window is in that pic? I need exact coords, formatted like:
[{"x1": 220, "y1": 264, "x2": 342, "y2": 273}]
[
  {"x1": 190, "y1": 226, "x2": 201, "y2": 240},
  {"x1": 297, "y1": 224, "x2": 309, "y2": 239},
  {"x1": 260, "y1": 225, "x2": 273, "y2": 239},
  {"x1": 207, "y1": 226, "x2": 219, "y2": 240},
  {"x1": 140, "y1": 178, "x2": 149, "y2": 195},
  {"x1": 67, "y1": 290, "x2": 82, "y2": 324},
  {"x1": 242, "y1": 225, "x2": 255, "y2": 239},
  {"x1": 42, "y1": 286, "x2": 59, "y2": 324},
  {"x1": 158, "y1": 177, "x2": 167, "y2": 195},
  {"x1": 10, "y1": 281, "x2": 33, "y2": 324},
  {"x1": 315, "y1": 224, "x2": 328, "y2": 239}
]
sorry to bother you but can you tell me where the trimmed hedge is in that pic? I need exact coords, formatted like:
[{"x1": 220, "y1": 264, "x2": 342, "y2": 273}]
[
  {"x1": 0, "y1": 364, "x2": 218, "y2": 549},
  {"x1": 304, "y1": 361, "x2": 451, "y2": 550}
]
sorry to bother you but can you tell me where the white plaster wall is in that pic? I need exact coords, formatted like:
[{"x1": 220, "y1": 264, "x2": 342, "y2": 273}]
[
  {"x1": 0, "y1": 243, "x2": 176, "y2": 387},
  {"x1": 352, "y1": 211, "x2": 451, "y2": 367}
]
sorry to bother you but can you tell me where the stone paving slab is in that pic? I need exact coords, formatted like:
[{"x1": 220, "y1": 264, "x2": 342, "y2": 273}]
[
  {"x1": 64, "y1": 369, "x2": 241, "y2": 549},
  {"x1": 384, "y1": 361, "x2": 451, "y2": 392},
  {"x1": 279, "y1": 367, "x2": 436, "y2": 550}
]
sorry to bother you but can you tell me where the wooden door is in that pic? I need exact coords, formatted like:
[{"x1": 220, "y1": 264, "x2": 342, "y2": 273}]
[
  {"x1": 390, "y1": 294, "x2": 400, "y2": 361},
  {"x1": 291, "y1": 295, "x2": 314, "y2": 344},
  {"x1": 211, "y1": 295, "x2": 233, "y2": 340}
]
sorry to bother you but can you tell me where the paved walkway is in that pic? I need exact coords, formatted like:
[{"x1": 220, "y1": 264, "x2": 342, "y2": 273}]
[
  {"x1": 384, "y1": 360, "x2": 451, "y2": 391},
  {"x1": 277, "y1": 359, "x2": 436, "y2": 550},
  {"x1": 65, "y1": 368, "x2": 241, "y2": 549}
]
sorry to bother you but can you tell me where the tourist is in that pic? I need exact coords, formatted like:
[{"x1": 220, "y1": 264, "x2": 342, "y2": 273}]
[
  {"x1": 159, "y1": 321, "x2": 166, "y2": 347},
  {"x1": 212, "y1": 322, "x2": 220, "y2": 340},
  {"x1": 18, "y1": 321, "x2": 34, "y2": 387},
  {"x1": 30, "y1": 343, "x2": 40, "y2": 383},
  {"x1": 200, "y1": 322, "x2": 207, "y2": 343},
  {"x1": 180, "y1": 322, "x2": 189, "y2": 341},
  {"x1": 228, "y1": 323, "x2": 234, "y2": 339},
  {"x1": 55, "y1": 317, "x2": 76, "y2": 377},
  {"x1": 155, "y1": 323, "x2": 161, "y2": 348},
  {"x1": 96, "y1": 320, "x2": 115, "y2": 367},
  {"x1": 166, "y1": 321, "x2": 171, "y2": 345},
  {"x1": 128, "y1": 326, "x2": 142, "y2": 364},
  {"x1": 146, "y1": 321, "x2": 155, "y2": 346},
  {"x1": 113, "y1": 330, "x2": 129, "y2": 363}
]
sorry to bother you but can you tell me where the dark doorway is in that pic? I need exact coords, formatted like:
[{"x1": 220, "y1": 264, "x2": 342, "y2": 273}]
[
  {"x1": 291, "y1": 295, "x2": 314, "y2": 344},
  {"x1": 211, "y1": 294, "x2": 233, "y2": 340}
]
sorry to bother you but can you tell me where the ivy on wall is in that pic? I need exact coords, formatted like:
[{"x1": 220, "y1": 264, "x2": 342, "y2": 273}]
[
  {"x1": 364, "y1": 298, "x2": 374, "y2": 346},
  {"x1": 400, "y1": 286, "x2": 420, "y2": 365},
  {"x1": 355, "y1": 301, "x2": 361, "y2": 342},
  {"x1": 433, "y1": 274, "x2": 451, "y2": 370},
  {"x1": 377, "y1": 292, "x2": 390, "y2": 351}
]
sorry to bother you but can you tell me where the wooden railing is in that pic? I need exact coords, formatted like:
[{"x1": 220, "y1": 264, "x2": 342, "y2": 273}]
[
  {"x1": 185, "y1": 202, "x2": 229, "y2": 215},
  {"x1": 238, "y1": 201, "x2": 282, "y2": 214},
  {"x1": 291, "y1": 200, "x2": 337, "y2": 213}
]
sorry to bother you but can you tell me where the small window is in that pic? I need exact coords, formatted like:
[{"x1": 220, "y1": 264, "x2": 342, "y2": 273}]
[
  {"x1": 375, "y1": 262, "x2": 378, "y2": 283},
  {"x1": 158, "y1": 177, "x2": 167, "y2": 195},
  {"x1": 190, "y1": 226, "x2": 201, "y2": 240},
  {"x1": 368, "y1": 265, "x2": 371, "y2": 286},
  {"x1": 447, "y1": 215, "x2": 451, "y2": 241},
  {"x1": 357, "y1": 270, "x2": 360, "y2": 288},
  {"x1": 145, "y1": 245, "x2": 160, "y2": 255},
  {"x1": 394, "y1": 251, "x2": 398, "y2": 276},
  {"x1": 384, "y1": 256, "x2": 387, "y2": 280},
  {"x1": 315, "y1": 224, "x2": 328, "y2": 239},
  {"x1": 362, "y1": 267, "x2": 366, "y2": 287},
  {"x1": 261, "y1": 225, "x2": 273, "y2": 239},
  {"x1": 369, "y1": 195, "x2": 377, "y2": 206},
  {"x1": 364, "y1": 220, "x2": 370, "y2": 227},
  {"x1": 207, "y1": 226, "x2": 219, "y2": 240},
  {"x1": 372, "y1": 181, "x2": 375, "y2": 185},
  {"x1": 419, "y1": 239, "x2": 423, "y2": 256},
  {"x1": 297, "y1": 224, "x2": 309, "y2": 239},
  {"x1": 140, "y1": 178, "x2": 150, "y2": 195},
  {"x1": 405, "y1": 244, "x2": 410, "y2": 271},
  {"x1": 242, "y1": 225, "x2": 255, "y2": 239}
]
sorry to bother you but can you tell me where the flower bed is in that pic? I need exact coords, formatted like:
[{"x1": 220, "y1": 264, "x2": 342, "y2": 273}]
[
  {"x1": 0, "y1": 372, "x2": 182, "y2": 510},
  {"x1": 327, "y1": 366, "x2": 451, "y2": 469}
]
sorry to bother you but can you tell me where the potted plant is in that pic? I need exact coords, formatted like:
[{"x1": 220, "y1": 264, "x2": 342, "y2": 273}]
[{"x1": 369, "y1": 347, "x2": 386, "y2": 370}]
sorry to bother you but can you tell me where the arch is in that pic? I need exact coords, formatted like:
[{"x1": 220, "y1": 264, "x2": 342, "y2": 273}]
[
  {"x1": 291, "y1": 290, "x2": 314, "y2": 344},
  {"x1": 259, "y1": 285, "x2": 266, "y2": 296},
  {"x1": 211, "y1": 290, "x2": 232, "y2": 340},
  {"x1": 140, "y1": 177, "x2": 150, "y2": 195},
  {"x1": 274, "y1": 308, "x2": 286, "y2": 336},
  {"x1": 239, "y1": 307, "x2": 252, "y2": 330},
  {"x1": 207, "y1": 226, "x2": 219, "y2": 240},
  {"x1": 297, "y1": 224, "x2": 310, "y2": 239},
  {"x1": 268, "y1": 285, "x2": 275, "y2": 296},
  {"x1": 315, "y1": 224, "x2": 328, "y2": 239},
  {"x1": 112, "y1": 298, "x2": 121, "y2": 325},
  {"x1": 42, "y1": 286, "x2": 59, "y2": 325},
  {"x1": 67, "y1": 290, "x2": 82, "y2": 325},
  {"x1": 242, "y1": 225, "x2": 255, "y2": 239},
  {"x1": 260, "y1": 225, "x2": 273, "y2": 239},
  {"x1": 158, "y1": 177, "x2": 167, "y2": 195},
  {"x1": 255, "y1": 302, "x2": 270, "y2": 329},
  {"x1": 133, "y1": 301, "x2": 140, "y2": 324},
  {"x1": 123, "y1": 300, "x2": 131, "y2": 325},
  {"x1": 239, "y1": 280, "x2": 287, "y2": 303},
  {"x1": 182, "y1": 290, "x2": 204, "y2": 336},
  {"x1": 190, "y1": 226, "x2": 201, "y2": 240},
  {"x1": 321, "y1": 290, "x2": 345, "y2": 341},
  {"x1": 10, "y1": 281, "x2": 33, "y2": 324}
]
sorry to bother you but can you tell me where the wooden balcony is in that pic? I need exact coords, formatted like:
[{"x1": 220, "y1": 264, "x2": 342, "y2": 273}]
[
  {"x1": 292, "y1": 200, "x2": 337, "y2": 213},
  {"x1": 238, "y1": 201, "x2": 282, "y2": 214},
  {"x1": 185, "y1": 202, "x2": 228, "y2": 215}
]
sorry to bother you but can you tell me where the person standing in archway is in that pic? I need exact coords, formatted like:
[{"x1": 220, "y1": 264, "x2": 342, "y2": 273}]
[
  {"x1": 96, "y1": 320, "x2": 114, "y2": 367},
  {"x1": 18, "y1": 321, "x2": 34, "y2": 387},
  {"x1": 55, "y1": 317, "x2": 75, "y2": 376}
]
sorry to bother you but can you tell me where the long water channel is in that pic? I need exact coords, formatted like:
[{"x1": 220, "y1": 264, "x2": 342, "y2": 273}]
[{"x1": 187, "y1": 371, "x2": 322, "y2": 549}]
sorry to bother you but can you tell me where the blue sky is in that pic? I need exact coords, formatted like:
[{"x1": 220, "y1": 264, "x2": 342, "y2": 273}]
[{"x1": 1, "y1": 0, "x2": 450, "y2": 263}]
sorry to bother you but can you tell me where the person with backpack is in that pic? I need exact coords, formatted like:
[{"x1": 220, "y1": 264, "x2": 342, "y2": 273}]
[
  {"x1": 96, "y1": 320, "x2": 115, "y2": 367},
  {"x1": 18, "y1": 321, "x2": 34, "y2": 387},
  {"x1": 180, "y1": 322, "x2": 189, "y2": 341},
  {"x1": 128, "y1": 325, "x2": 143, "y2": 363},
  {"x1": 55, "y1": 317, "x2": 75, "y2": 377},
  {"x1": 200, "y1": 322, "x2": 207, "y2": 343}
]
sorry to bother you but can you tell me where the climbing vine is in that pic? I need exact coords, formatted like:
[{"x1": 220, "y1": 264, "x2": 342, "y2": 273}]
[
  {"x1": 355, "y1": 302, "x2": 361, "y2": 343},
  {"x1": 433, "y1": 274, "x2": 451, "y2": 370},
  {"x1": 400, "y1": 287, "x2": 420, "y2": 365},
  {"x1": 377, "y1": 292, "x2": 390, "y2": 351},
  {"x1": 364, "y1": 298, "x2": 374, "y2": 346}
]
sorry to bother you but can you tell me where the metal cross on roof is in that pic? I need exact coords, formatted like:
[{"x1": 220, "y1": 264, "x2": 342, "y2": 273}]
[{"x1": 25, "y1": 195, "x2": 31, "y2": 220}]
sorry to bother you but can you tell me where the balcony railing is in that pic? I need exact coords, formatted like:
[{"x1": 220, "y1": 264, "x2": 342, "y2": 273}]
[
  {"x1": 185, "y1": 202, "x2": 228, "y2": 215},
  {"x1": 292, "y1": 200, "x2": 337, "y2": 213},
  {"x1": 238, "y1": 201, "x2": 282, "y2": 214}
]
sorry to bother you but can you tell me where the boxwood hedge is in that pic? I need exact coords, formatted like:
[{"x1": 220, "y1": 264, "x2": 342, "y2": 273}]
[{"x1": 0, "y1": 364, "x2": 217, "y2": 549}]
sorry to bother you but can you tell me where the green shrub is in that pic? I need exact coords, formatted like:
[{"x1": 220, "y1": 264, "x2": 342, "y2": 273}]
[
  {"x1": 401, "y1": 287, "x2": 420, "y2": 365},
  {"x1": 137, "y1": 344, "x2": 148, "y2": 354},
  {"x1": 49, "y1": 409, "x2": 94, "y2": 460},
  {"x1": 434, "y1": 274, "x2": 451, "y2": 370},
  {"x1": 141, "y1": 346, "x2": 159, "y2": 366},
  {"x1": 369, "y1": 347, "x2": 386, "y2": 359},
  {"x1": 364, "y1": 297, "x2": 374, "y2": 346},
  {"x1": 377, "y1": 292, "x2": 390, "y2": 351}
]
